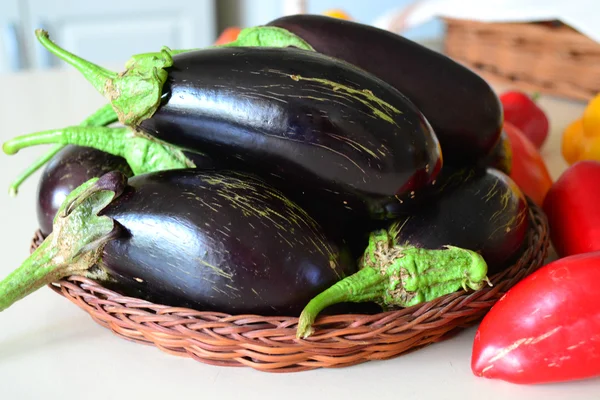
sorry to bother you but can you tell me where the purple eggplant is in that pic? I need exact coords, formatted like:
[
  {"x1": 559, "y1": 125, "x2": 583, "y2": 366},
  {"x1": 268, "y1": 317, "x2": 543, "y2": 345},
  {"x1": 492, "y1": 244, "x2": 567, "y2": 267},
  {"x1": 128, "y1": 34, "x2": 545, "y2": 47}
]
[
  {"x1": 266, "y1": 14, "x2": 503, "y2": 165},
  {"x1": 36, "y1": 145, "x2": 217, "y2": 236},
  {"x1": 389, "y1": 167, "x2": 530, "y2": 275},
  {"x1": 36, "y1": 145, "x2": 132, "y2": 236},
  {"x1": 0, "y1": 169, "x2": 355, "y2": 316},
  {"x1": 479, "y1": 130, "x2": 512, "y2": 175},
  {"x1": 8, "y1": 31, "x2": 442, "y2": 227}
]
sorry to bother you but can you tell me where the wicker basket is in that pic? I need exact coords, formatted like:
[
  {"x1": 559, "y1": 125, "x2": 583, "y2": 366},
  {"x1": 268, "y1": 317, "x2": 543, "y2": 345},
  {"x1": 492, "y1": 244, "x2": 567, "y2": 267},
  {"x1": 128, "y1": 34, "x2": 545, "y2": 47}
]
[
  {"x1": 443, "y1": 18, "x2": 600, "y2": 101},
  {"x1": 31, "y1": 201, "x2": 549, "y2": 373}
]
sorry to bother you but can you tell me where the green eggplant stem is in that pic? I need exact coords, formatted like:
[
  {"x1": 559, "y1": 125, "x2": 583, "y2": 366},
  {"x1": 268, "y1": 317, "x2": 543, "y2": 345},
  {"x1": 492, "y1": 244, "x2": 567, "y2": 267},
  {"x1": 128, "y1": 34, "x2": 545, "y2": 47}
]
[
  {"x1": 8, "y1": 144, "x2": 62, "y2": 197},
  {"x1": 0, "y1": 172, "x2": 128, "y2": 312},
  {"x1": 296, "y1": 267, "x2": 387, "y2": 338},
  {"x1": 2, "y1": 126, "x2": 194, "y2": 175},
  {"x1": 35, "y1": 29, "x2": 172, "y2": 126},
  {"x1": 36, "y1": 30, "x2": 117, "y2": 98},
  {"x1": 7, "y1": 103, "x2": 119, "y2": 196},
  {"x1": 0, "y1": 237, "x2": 60, "y2": 311},
  {"x1": 296, "y1": 230, "x2": 490, "y2": 339}
]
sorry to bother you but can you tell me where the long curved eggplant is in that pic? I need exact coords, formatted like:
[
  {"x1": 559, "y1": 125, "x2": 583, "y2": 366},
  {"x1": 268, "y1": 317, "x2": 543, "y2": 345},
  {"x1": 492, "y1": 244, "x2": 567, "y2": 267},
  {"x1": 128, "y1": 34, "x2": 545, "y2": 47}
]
[
  {"x1": 0, "y1": 170, "x2": 355, "y2": 316},
  {"x1": 266, "y1": 14, "x2": 503, "y2": 165},
  {"x1": 36, "y1": 145, "x2": 132, "y2": 236},
  {"x1": 11, "y1": 31, "x2": 442, "y2": 225},
  {"x1": 389, "y1": 167, "x2": 530, "y2": 275}
]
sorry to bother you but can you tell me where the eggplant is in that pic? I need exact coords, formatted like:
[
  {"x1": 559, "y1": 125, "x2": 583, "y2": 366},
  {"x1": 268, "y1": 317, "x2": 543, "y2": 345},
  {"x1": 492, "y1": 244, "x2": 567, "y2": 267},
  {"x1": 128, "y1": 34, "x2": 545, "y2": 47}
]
[
  {"x1": 0, "y1": 169, "x2": 355, "y2": 316},
  {"x1": 35, "y1": 144, "x2": 217, "y2": 236},
  {"x1": 389, "y1": 167, "x2": 530, "y2": 276},
  {"x1": 295, "y1": 167, "x2": 530, "y2": 338},
  {"x1": 36, "y1": 145, "x2": 132, "y2": 236},
  {"x1": 265, "y1": 14, "x2": 503, "y2": 165},
  {"x1": 7, "y1": 31, "x2": 442, "y2": 226},
  {"x1": 479, "y1": 130, "x2": 512, "y2": 175}
]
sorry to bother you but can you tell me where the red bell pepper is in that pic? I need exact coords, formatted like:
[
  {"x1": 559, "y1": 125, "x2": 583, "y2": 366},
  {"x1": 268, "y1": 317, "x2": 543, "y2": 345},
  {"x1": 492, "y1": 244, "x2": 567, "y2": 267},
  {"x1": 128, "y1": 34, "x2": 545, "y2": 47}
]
[
  {"x1": 543, "y1": 160, "x2": 600, "y2": 257},
  {"x1": 472, "y1": 251, "x2": 600, "y2": 385},
  {"x1": 500, "y1": 91, "x2": 550, "y2": 149},
  {"x1": 504, "y1": 121, "x2": 553, "y2": 206}
]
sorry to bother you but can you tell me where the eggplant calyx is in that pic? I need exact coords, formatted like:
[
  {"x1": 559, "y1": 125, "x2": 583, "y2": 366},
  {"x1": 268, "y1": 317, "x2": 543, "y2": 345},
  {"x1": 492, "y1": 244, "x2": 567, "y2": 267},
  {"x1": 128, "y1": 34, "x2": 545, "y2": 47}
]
[
  {"x1": 2, "y1": 126, "x2": 194, "y2": 175},
  {"x1": 221, "y1": 26, "x2": 315, "y2": 50},
  {"x1": 296, "y1": 230, "x2": 489, "y2": 339},
  {"x1": 125, "y1": 26, "x2": 315, "y2": 65},
  {"x1": 0, "y1": 171, "x2": 128, "y2": 312},
  {"x1": 35, "y1": 29, "x2": 171, "y2": 127}
]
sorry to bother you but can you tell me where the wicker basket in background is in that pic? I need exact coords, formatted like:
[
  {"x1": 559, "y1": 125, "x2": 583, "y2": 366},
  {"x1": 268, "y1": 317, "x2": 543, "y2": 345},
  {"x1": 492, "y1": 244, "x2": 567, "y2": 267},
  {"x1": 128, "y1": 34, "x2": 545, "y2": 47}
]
[{"x1": 443, "y1": 18, "x2": 600, "y2": 101}]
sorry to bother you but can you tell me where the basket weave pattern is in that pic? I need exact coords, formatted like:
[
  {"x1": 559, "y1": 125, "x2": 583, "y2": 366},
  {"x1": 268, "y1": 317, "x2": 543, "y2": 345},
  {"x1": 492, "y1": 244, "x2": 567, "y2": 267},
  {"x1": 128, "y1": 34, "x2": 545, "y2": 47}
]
[
  {"x1": 32, "y1": 202, "x2": 549, "y2": 372},
  {"x1": 444, "y1": 18, "x2": 600, "y2": 101}
]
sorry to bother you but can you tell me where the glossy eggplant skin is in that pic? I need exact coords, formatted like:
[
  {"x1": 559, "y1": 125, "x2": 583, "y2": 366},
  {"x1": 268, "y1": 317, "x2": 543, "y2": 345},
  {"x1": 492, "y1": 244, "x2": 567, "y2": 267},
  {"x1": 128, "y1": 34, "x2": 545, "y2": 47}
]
[
  {"x1": 266, "y1": 14, "x2": 503, "y2": 165},
  {"x1": 138, "y1": 46, "x2": 442, "y2": 224},
  {"x1": 36, "y1": 145, "x2": 216, "y2": 236},
  {"x1": 388, "y1": 167, "x2": 529, "y2": 275},
  {"x1": 36, "y1": 145, "x2": 133, "y2": 236},
  {"x1": 98, "y1": 169, "x2": 355, "y2": 316},
  {"x1": 479, "y1": 130, "x2": 512, "y2": 175}
]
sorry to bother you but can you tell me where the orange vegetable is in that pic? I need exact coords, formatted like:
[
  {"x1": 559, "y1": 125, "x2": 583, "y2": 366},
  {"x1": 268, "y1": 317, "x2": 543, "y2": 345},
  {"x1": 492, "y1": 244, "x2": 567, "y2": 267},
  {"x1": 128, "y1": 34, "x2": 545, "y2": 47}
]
[
  {"x1": 562, "y1": 93, "x2": 600, "y2": 164},
  {"x1": 322, "y1": 9, "x2": 353, "y2": 20},
  {"x1": 561, "y1": 118, "x2": 585, "y2": 164},
  {"x1": 583, "y1": 93, "x2": 600, "y2": 135}
]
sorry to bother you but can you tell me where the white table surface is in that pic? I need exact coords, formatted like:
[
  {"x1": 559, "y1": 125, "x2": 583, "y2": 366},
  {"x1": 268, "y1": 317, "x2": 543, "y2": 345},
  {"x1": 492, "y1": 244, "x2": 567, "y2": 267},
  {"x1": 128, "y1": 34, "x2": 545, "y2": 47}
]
[{"x1": 0, "y1": 69, "x2": 597, "y2": 400}]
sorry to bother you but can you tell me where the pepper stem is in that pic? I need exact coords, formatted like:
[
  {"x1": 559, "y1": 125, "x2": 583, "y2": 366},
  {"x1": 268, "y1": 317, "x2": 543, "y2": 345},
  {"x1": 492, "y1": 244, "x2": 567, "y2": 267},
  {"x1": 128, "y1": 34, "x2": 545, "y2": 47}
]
[
  {"x1": 3, "y1": 126, "x2": 194, "y2": 175},
  {"x1": 0, "y1": 172, "x2": 128, "y2": 312},
  {"x1": 7, "y1": 103, "x2": 118, "y2": 196},
  {"x1": 296, "y1": 230, "x2": 490, "y2": 338}
]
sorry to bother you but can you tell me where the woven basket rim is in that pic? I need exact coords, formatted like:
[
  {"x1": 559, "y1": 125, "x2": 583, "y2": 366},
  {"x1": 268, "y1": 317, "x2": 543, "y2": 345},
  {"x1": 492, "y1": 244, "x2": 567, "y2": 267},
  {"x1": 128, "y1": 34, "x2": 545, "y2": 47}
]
[{"x1": 32, "y1": 200, "x2": 550, "y2": 372}]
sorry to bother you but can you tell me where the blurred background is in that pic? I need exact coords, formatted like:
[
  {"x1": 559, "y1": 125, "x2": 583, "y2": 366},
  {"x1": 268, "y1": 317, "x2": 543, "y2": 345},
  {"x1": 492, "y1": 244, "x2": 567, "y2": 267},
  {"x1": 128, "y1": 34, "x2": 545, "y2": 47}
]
[
  {"x1": 2, "y1": 0, "x2": 598, "y2": 103},
  {"x1": 0, "y1": 0, "x2": 443, "y2": 73}
]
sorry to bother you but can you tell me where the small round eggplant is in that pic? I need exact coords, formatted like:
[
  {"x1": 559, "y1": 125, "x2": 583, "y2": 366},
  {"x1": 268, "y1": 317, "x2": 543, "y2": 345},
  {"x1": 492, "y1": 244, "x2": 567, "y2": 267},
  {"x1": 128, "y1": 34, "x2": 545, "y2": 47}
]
[
  {"x1": 389, "y1": 167, "x2": 530, "y2": 275},
  {"x1": 0, "y1": 169, "x2": 355, "y2": 316},
  {"x1": 36, "y1": 145, "x2": 132, "y2": 236},
  {"x1": 35, "y1": 145, "x2": 216, "y2": 236}
]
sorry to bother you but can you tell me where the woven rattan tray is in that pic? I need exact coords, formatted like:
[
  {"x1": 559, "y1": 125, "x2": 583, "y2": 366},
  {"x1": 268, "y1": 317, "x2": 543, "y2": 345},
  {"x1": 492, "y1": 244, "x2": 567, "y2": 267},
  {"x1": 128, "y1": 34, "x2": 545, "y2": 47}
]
[{"x1": 31, "y1": 201, "x2": 549, "y2": 372}]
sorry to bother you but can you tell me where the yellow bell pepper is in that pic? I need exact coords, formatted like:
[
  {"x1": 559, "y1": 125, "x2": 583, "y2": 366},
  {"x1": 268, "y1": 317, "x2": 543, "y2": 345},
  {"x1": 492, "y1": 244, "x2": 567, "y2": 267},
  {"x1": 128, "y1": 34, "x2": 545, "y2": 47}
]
[{"x1": 562, "y1": 94, "x2": 600, "y2": 164}]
